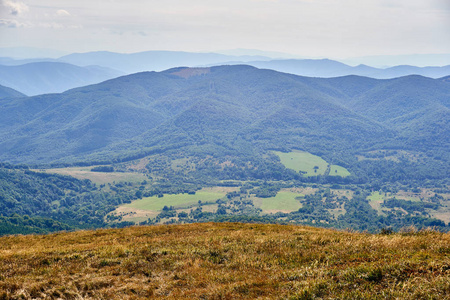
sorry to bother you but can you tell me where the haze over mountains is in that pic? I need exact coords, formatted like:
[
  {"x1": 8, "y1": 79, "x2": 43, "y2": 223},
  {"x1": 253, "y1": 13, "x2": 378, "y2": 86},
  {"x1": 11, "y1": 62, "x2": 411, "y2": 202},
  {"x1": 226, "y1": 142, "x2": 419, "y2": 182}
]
[
  {"x1": 0, "y1": 62, "x2": 123, "y2": 96},
  {"x1": 1, "y1": 50, "x2": 450, "y2": 96},
  {"x1": 0, "y1": 65, "x2": 448, "y2": 171}
]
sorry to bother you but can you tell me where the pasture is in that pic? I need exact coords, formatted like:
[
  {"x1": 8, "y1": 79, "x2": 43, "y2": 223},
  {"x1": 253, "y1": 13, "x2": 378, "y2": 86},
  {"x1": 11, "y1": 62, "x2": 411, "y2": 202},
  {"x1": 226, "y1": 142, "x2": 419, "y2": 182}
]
[
  {"x1": 329, "y1": 164, "x2": 351, "y2": 177},
  {"x1": 253, "y1": 191, "x2": 303, "y2": 213},
  {"x1": 123, "y1": 187, "x2": 228, "y2": 211},
  {"x1": 274, "y1": 150, "x2": 351, "y2": 177},
  {"x1": 273, "y1": 150, "x2": 328, "y2": 176},
  {"x1": 38, "y1": 166, "x2": 147, "y2": 185}
]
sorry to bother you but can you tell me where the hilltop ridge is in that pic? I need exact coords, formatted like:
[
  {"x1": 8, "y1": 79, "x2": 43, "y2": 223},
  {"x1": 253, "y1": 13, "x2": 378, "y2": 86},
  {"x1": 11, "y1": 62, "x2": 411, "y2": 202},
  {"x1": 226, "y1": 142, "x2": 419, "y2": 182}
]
[{"x1": 0, "y1": 222, "x2": 449, "y2": 299}]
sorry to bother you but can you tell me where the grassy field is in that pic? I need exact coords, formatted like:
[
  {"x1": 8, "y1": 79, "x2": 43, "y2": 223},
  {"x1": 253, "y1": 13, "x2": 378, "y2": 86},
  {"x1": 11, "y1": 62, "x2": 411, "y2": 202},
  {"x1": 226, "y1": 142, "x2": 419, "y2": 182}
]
[
  {"x1": 0, "y1": 223, "x2": 449, "y2": 299},
  {"x1": 253, "y1": 191, "x2": 303, "y2": 213},
  {"x1": 329, "y1": 164, "x2": 351, "y2": 177},
  {"x1": 368, "y1": 191, "x2": 386, "y2": 215},
  {"x1": 274, "y1": 150, "x2": 328, "y2": 176},
  {"x1": 368, "y1": 191, "x2": 384, "y2": 202},
  {"x1": 38, "y1": 166, "x2": 147, "y2": 185},
  {"x1": 124, "y1": 188, "x2": 227, "y2": 211}
]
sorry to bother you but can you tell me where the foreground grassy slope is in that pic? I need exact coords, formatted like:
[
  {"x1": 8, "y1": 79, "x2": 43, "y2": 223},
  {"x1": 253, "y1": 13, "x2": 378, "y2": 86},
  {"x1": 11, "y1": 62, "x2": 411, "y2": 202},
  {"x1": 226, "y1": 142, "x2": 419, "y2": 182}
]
[{"x1": 1, "y1": 223, "x2": 449, "y2": 299}]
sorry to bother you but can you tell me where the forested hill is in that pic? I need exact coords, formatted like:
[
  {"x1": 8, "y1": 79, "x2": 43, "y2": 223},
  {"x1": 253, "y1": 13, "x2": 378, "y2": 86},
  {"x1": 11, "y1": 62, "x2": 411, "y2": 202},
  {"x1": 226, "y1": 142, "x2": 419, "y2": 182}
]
[
  {"x1": 0, "y1": 164, "x2": 134, "y2": 234},
  {"x1": 0, "y1": 84, "x2": 25, "y2": 99},
  {"x1": 0, "y1": 66, "x2": 448, "y2": 178}
]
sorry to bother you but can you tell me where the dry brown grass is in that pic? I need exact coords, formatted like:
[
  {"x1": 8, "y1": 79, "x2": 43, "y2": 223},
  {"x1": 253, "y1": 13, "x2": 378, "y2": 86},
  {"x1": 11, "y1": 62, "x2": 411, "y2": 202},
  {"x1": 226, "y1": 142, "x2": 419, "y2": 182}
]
[{"x1": 0, "y1": 223, "x2": 449, "y2": 299}]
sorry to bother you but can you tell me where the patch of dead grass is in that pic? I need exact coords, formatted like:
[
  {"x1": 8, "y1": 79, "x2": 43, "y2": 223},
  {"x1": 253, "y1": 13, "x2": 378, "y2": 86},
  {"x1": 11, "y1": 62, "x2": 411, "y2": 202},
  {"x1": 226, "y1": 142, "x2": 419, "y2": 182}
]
[{"x1": 0, "y1": 223, "x2": 449, "y2": 299}]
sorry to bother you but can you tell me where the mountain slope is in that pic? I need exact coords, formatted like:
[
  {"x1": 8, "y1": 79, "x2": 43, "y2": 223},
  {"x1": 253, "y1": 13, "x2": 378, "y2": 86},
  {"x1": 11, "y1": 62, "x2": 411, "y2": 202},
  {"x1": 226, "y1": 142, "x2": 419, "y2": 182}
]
[
  {"x1": 0, "y1": 62, "x2": 124, "y2": 96},
  {"x1": 0, "y1": 66, "x2": 447, "y2": 174},
  {"x1": 219, "y1": 59, "x2": 450, "y2": 79},
  {"x1": 0, "y1": 84, "x2": 25, "y2": 99},
  {"x1": 0, "y1": 66, "x2": 393, "y2": 164}
]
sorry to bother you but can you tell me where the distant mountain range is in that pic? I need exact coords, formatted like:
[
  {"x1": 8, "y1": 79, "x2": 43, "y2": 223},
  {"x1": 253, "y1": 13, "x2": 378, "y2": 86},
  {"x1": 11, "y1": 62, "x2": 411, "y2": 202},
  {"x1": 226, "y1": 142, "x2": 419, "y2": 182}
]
[
  {"x1": 0, "y1": 50, "x2": 449, "y2": 96},
  {"x1": 57, "y1": 51, "x2": 270, "y2": 73},
  {"x1": 0, "y1": 65, "x2": 448, "y2": 169},
  {"x1": 0, "y1": 84, "x2": 25, "y2": 99},
  {"x1": 0, "y1": 62, "x2": 124, "y2": 96},
  {"x1": 55, "y1": 51, "x2": 450, "y2": 78},
  {"x1": 209, "y1": 59, "x2": 450, "y2": 79}
]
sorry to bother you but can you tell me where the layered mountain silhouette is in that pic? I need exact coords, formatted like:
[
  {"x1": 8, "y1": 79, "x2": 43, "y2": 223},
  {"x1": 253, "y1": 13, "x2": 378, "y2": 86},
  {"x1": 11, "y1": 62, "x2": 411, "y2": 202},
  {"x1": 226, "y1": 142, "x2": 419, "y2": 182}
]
[
  {"x1": 0, "y1": 62, "x2": 123, "y2": 96},
  {"x1": 59, "y1": 51, "x2": 450, "y2": 78},
  {"x1": 0, "y1": 84, "x2": 25, "y2": 99},
  {"x1": 212, "y1": 59, "x2": 450, "y2": 79},
  {"x1": 0, "y1": 65, "x2": 448, "y2": 166},
  {"x1": 1, "y1": 51, "x2": 450, "y2": 97}
]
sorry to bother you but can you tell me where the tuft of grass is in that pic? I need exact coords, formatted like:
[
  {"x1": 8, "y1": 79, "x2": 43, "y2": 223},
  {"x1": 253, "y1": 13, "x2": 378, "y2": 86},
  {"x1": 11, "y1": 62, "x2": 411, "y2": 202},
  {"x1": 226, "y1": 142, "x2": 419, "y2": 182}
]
[{"x1": 0, "y1": 223, "x2": 449, "y2": 299}]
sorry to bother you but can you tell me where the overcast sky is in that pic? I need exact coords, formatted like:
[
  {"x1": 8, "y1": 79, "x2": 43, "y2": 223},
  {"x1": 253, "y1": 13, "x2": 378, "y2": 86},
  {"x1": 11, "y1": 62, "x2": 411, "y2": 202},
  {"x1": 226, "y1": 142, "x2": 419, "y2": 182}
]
[{"x1": 1, "y1": 0, "x2": 449, "y2": 58}]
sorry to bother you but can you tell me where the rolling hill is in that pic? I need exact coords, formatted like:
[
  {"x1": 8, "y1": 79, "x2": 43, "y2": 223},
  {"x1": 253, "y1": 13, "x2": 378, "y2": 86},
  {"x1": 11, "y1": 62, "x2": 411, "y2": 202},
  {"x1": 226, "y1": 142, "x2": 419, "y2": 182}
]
[
  {"x1": 218, "y1": 59, "x2": 450, "y2": 79},
  {"x1": 0, "y1": 62, "x2": 124, "y2": 96},
  {"x1": 0, "y1": 65, "x2": 448, "y2": 181},
  {"x1": 0, "y1": 84, "x2": 25, "y2": 99}
]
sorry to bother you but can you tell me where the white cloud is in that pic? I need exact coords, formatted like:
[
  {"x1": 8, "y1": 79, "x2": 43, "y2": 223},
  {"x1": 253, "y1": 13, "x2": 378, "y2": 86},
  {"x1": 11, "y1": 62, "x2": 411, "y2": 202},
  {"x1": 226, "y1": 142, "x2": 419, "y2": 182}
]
[
  {"x1": 0, "y1": 0, "x2": 29, "y2": 16},
  {"x1": 56, "y1": 9, "x2": 71, "y2": 17},
  {"x1": 0, "y1": 18, "x2": 30, "y2": 27},
  {"x1": 1, "y1": 0, "x2": 449, "y2": 57}
]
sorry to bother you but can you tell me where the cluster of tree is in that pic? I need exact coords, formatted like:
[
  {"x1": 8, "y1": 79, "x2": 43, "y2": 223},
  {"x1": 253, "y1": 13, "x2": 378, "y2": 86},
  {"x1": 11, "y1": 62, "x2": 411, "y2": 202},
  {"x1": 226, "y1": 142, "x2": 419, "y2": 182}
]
[
  {"x1": 0, "y1": 167, "x2": 138, "y2": 235},
  {"x1": 141, "y1": 187, "x2": 448, "y2": 233}
]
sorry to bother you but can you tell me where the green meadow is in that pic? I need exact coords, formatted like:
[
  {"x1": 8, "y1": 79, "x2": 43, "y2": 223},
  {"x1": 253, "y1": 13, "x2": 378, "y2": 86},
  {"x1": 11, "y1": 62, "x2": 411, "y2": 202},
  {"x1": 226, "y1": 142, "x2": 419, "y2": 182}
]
[
  {"x1": 40, "y1": 166, "x2": 147, "y2": 185},
  {"x1": 124, "y1": 188, "x2": 226, "y2": 211},
  {"x1": 253, "y1": 191, "x2": 303, "y2": 213},
  {"x1": 273, "y1": 150, "x2": 350, "y2": 177},
  {"x1": 273, "y1": 150, "x2": 328, "y2": 176},
  {"x1": 330, "y1": 164, "x2": 351, "y2": 177}
]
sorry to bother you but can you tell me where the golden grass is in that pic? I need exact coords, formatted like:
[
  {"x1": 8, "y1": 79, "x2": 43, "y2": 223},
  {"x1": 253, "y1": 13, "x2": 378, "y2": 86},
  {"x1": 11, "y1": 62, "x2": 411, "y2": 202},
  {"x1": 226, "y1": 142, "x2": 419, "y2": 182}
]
[{"x1": 0, "y1": 223, "x2": 449, "y2": 299}]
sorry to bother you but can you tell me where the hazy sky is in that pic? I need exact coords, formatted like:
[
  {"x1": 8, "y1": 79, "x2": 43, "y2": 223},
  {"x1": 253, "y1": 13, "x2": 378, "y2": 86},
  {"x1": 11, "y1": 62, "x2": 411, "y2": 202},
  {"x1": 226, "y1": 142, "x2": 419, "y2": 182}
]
[{"x1": 1, "y1": 0, "x2": 449, "y2": 58}]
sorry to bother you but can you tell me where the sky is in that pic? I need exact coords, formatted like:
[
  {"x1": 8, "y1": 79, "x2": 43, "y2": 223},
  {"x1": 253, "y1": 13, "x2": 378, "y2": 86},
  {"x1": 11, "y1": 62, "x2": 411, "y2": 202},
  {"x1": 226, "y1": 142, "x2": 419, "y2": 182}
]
[{"x1": 0, "y1": 0, "x2": 449, "y2": 59}]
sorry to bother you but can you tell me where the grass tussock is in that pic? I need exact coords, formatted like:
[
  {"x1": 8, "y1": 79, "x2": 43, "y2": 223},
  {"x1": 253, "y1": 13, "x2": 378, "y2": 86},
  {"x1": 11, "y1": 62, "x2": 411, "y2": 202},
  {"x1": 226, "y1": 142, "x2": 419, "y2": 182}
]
[{"x1": 0, "y1": 223, "x2": 449, "y2": 299}]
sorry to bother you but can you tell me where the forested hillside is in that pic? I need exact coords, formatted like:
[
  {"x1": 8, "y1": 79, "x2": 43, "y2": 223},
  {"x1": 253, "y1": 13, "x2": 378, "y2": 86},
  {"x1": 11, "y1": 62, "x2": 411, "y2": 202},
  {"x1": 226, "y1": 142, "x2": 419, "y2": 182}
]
[
  {"x1": 0, "y1": 66, "x2": 448, "y2": 169},
  {"x1": 0, "y1": 66, "x2": 448, "y2": 234},
  {"x1": 0, "y1": 164, "x2": 136, "y2": 234},
  {"x1": 0, "y1": 84, "x2": 25, "y2": 99}
]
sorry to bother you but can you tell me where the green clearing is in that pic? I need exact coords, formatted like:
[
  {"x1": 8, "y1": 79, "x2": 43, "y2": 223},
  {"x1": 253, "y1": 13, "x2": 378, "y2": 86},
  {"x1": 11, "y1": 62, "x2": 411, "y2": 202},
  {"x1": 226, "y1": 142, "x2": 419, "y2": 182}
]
[
  {"x1": 368, "y1": 192, "x2": 386, "y2": 216},
  {"x1": 39, "y1": 167, "x2": 147, "y2": 185},
  {"x1": 273, "y1": 150, "x2": 328, "y2": 176},
  {"x1": 124, "y1": 188, "x2": 226, "y2": 211},
  {"x1": 253, "y1": 191, "x2": 303, "y2": 213},
  {"x1": 368, "y1": 191, "x2": 384, "y2": 202},
  {"x1": 329, "y1": 165, "x2": 351, "y2": 177}
]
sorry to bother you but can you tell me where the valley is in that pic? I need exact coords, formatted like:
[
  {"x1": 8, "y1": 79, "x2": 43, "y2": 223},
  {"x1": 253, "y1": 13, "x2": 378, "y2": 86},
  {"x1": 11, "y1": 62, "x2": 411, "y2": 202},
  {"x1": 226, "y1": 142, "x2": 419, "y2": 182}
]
[
  {"x1": 0, "y1": 65, "x2": 448, "y2": 235},
  {"x1": 2, "y1": 1, "x2": 449, "y2": 298}
]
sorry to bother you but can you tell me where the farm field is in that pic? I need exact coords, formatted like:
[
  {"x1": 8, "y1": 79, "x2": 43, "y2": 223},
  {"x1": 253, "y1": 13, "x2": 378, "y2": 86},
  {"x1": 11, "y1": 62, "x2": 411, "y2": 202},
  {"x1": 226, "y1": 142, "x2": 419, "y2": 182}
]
[
  {"x1": 368, "y1": 191, "x2": 386, "y2": 215},
  {"x1": 273, "y1": 150, "x2": 350, "y2": 177},
  {"x1": 38, "y1": 166, "x2": 148, "y2": 185},
  {"x1": 1, "y1": 223, "x2": 449, "y2": 299},
  {"x1": 252, "y1": 191, "x2": 303, "y2": 213},
  {"x1": 124, "y1": 189, "x2": 226, "y2": 211},
  {"x1": 274, "y1": 150, "x2": 328, "y2": 176},
  {"x1": 329, "y1": 164, "x2": 351, "y2": 177}
]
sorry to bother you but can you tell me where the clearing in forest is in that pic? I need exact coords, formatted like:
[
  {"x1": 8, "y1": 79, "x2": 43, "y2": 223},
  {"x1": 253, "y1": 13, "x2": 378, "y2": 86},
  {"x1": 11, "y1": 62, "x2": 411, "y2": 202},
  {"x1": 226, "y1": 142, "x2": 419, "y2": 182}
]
[{"x1": 273, "y1": 150, "x2": 350, "y2": 177}]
